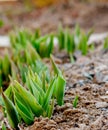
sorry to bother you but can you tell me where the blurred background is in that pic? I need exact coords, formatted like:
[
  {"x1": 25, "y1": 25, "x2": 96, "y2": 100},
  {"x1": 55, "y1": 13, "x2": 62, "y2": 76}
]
[{"x1": 0, "y1": 0, "x2": 108, "y2": 35}]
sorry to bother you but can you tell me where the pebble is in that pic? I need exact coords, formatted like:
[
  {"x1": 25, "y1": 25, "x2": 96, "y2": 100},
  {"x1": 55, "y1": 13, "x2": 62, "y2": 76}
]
[
  {"x1": 56, "y1": 103, "x2": 72, "y2": 111},
  {"x1": 95, "y1": 102, "x2": 108, "y2": 108},
  {"x1": 106, "y1": 91, "x2": 108, "y2": 95},
  {"x1": 100, "y1": 96, "x2": 108, "y2": 102}
]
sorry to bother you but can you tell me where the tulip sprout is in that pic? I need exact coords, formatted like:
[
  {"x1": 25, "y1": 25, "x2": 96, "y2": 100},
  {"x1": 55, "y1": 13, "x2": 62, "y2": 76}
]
[
  {"x1": 1, "y1": 56, "x2": 66, "y2": 129},
  {"x1": 57, "y1": 24, "x2": 93, "y2": 62}
]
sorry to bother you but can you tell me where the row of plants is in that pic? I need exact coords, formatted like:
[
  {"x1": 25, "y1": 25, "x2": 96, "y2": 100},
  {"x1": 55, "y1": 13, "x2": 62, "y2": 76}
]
[
  {"x1": 10, "y1": 28, "x2": 54, "y2": 58},
  {"x1": 9, "y1": 24, "x2": 108, "y2": 66},
  {"x1": 9, "y1": 25, "x2": 95, "y2": 63},
  {"x1": 0, "y1": 24, "x2": 107, "y2": 129},
  {"x1": 58, "y1": 24, "x2": 94, "y2": 62}
]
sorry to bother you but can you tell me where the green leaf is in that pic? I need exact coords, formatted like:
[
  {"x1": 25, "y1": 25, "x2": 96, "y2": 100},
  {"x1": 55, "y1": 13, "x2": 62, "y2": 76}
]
[
  {"x1": 55, "y1": 75, "x2": 66, "y2": 106},
  {"x1": 26, "y1": 78, "x2": 40, "y2": 102},
  {"x1": 2, "y1": 92, "x2": 19, "y2": 129},
  {"x1": 14, "y1": 81, "x2": 44, "y2": 116},
  {"x1": 73, "y1": 95, "x2": 78, "y2": 108},
  {"x1": 87, "y1": 28, "x2": 94, "y2": 39},
  {"x1": 34, "y1": 28, "x2": 40, "y2": 39},
  {"x1": 27, "y1": 43, "x2": 41, "y2": 63},
  {"x1": 2, "y1": 122, "x2": 6, "y2": 130},
  {"x1": 28, "y1": 69, "x2": 42, "y2": 87},
  {"x1": 47, "y1": 98, "x2": 54, "y2": 118},
  {"x1": 74, "y1": 24, "x2": 81, "y2": 46},
  {"x1": 0, "y1": 20, "x2": 4, "y2": 27},
  {"x1": 14, "y1": 89, "x2": 34, "y2": 125},
  {"x1": 58, "y1": 24, "x2": 65, "y2": 49},
  {"x1": 2, "y1": 54, "x2": 10, "y2": 77},
  {"x1": 33, "y1": 35, "x2": 48, "y2": 53},
  {"x1": 50, "y1": 55, "x2": 61, "y2": 75},
  {"x1": 104, "y1": 37, "x2": 108, "y2": 49},
  {"x1": 43, "y1": 78, "x2": 56, "y2": 111},
  {"x1": 11, "y1": 61, "x2": 18, "y2": 80},
  {"x1": 18, "y1": 30, "x2": 27, "y2": 46},
  {"x1": 64, "y1": 28, "x2": 69, "y2": 52},
  {"x1": 69, "y1": 53, "x2": 75, "y2": 63},
  {"x1": 31, "y1": 79, "x2": 45, "y2": 104},
  {"x1": 79, "y1": 33, "x2": 88, "y2": 55},
  {"x1": 46, "y1": 34, "x2": 54, "y2": 57},
  {"x1": 4, "y1": 85, "x2": 13, "y2": 102},
  {"x1": 42, "y1": 72, "x2": 46, "y2": 92},
  {"x1": 28, "y1": 71, "x2": 45, "y2": 96},
  {"x1": 18, "y1": 63, "x2": 28, "y2": 83},
  {"x1": 75, "y1": 24, "x2": 80, "y2": 36}
]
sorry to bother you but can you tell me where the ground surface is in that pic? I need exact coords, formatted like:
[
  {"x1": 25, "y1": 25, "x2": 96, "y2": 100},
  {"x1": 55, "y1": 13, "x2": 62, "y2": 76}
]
[{"x1": 0, "y1": 1, "x2": 108, "y2": 130}]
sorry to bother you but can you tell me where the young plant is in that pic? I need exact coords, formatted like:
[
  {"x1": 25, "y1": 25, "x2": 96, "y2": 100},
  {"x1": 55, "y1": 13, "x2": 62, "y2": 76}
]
[
  {"x1": 1, "y1": 56, "x2": 66, "y2": 129},
  {"x1": 1, "y1": 122, "x2": 7, "y2": 130},
  {"x1": 50, "y1": 55, "x2": 66, "y2": 105},
  {"x1": 57, "y1": 24, "x2": 93, "y2": 61},
  {"x1": 58, "y1": 24, "x2": 65, "y2": 49},
  {"x1": 32, "y1": 34, "x2": 54, "y2": 57},
  {"x1": 10, "y1": 37, "x2": 50, "y2": 85},
  {"x1": 74, "y1": 24, "x2": 81, "y2": 46},
  {"x1": 103, "y1": 37, "x2": 108, "y2": 50},
  {"x1": 78, "y1": 32, "x2": 88, "y2": 55},
  {"x1": 9, "y1": 43, "x2": 46, "y2": 83},
  {"x1": 58, "y1": 26, "x2": 76, "y2": 62},
  {"x1": 2, "y1": 92, "x2": 19, "y2": 129},
  {"x1": 10, "y1": 28, "x2": 54, "y2": 58},
  {"x1": 65, "y1": 29, "x2": 75, "y2": 63},
  {"x1": 1, "y1": 77, "x2": 55, "y2": 128},
  {"x1": 74, "y1": 25, "x2": 94, "y2": 55},
  {"x1": 73, "y1": 95, "x2": 79, "y2": 108}
]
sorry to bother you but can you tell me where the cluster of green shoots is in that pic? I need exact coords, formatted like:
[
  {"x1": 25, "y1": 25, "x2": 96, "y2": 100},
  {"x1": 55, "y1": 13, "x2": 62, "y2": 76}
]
[
  {"x1": 10, "y1": 28, "x2": 54, "y2": 58},
  {"x1": 57, "y1": 24, "x2": 94, "y2": 62},
  {"x1": 0, "y1": 44, "x2": 49, "y2": 88},
  {"x1": 10, "y1": 43, "x2": 50, "y2": 84},
  {"x1": 1, "y1": 56, "x2": 66, "y2": 129},
  {"x1": 10, "y1": 25, "x2": 94, "y2": 62}
]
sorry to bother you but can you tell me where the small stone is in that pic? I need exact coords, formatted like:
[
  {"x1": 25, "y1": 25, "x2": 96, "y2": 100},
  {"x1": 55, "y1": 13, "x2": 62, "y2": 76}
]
[
  {"x1": 106, "y1": 91, "x2": 108, "y2": 95},
  {"x1": 103, "y1": 76, "x2": 108, "y2": 82},
  {"x1": 56, "y1": 103, "x2": 72, "y2": 111},
  {"x1": 100, "y1": 96, "x2": 108, "y2": 102},
  {"x1": 48, "y1": 120, "x2": 56, "y2": 125},
  {"x1": 95, "y1": 102, "x2": 108, "y2": 108}
]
